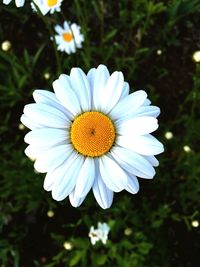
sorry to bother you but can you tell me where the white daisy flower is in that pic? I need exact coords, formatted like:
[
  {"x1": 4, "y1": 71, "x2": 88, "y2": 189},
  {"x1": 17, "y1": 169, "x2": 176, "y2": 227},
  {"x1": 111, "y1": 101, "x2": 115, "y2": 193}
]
[
  {"x1": 21, "y1": 64, "x2": 164, "y2": 209},
  {"x1": 54, "y1": 21, "x2": 84, "y2": 54},
  {"x1": 3, "y1": 0, "x2": 25, "y2": 7},
  {"x1": 31, "y1": 0, "x2": 63, "y2": 15},
  {"x1": 97, "y1": 222, "x2": 110, "y2": 244},
  {"x1": 88, "y1": 226, "x2": 101, "y2": 245},
  {"x1": 89, "y1": 222, "x2": 110, "y2": 245}
]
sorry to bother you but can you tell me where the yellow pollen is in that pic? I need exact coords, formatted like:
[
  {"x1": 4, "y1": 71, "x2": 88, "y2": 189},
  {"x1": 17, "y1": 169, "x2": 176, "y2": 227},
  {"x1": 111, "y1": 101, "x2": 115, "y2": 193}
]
[
  {"x1": 47, "y1": 0, "x2": 58, "y2": 7},
  {"x1": 70, "y1": 112, "x2": 116, "y2": 157},
  {"x1": 62, "y1": 32, "x2": 73, "y2": 42}
]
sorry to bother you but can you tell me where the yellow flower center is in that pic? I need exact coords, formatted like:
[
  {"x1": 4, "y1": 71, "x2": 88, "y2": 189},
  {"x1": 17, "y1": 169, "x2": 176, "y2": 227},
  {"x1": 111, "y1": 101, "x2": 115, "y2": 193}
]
[
  {"x1": 47, "y1": 0, "x2": 58, "y2": 7},
  {"x1": 62, "y1": 32, "x2": 73, "y2": 42},
  {"x1": 70, "y1": 112, "x2": 116, "y2": 157}
]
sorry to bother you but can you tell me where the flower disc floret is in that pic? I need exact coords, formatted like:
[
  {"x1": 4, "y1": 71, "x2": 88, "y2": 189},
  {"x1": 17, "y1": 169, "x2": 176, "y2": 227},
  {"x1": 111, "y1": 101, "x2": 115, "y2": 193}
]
[{"x1": 70, "y1": 111, "x2": 116, "y2": 157}]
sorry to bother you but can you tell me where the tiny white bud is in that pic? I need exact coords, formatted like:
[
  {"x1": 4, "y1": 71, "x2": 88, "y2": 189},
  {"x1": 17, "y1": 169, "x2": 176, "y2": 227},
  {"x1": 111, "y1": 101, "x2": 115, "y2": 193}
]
[
  {"x1": 44, "y1": 72, "x2": 50, "y2": 80},
  {"x1": 47, "y1": 210, "x2": 54, "y2": 218},
  {"x1": 192, "y1": 51, "x2": 200, "y2": 63},
  {"x1": 157, "y1": 49, "x2": 162, "y2": 55},
  {"x1": 191, "y1": 220, "x2": 199, "y2": 228},
  {"x1": 183, "y1": 145, "x2": 191, "y2": 153},
  {"x1": 124, "y1": 228, "x2": 132, "y2": 236},
  {"x1": 164, "y1": 131, "x2": 173, "y2": 140},
  {"x1": 63, "y1": 241, "x2": 73, "y2": 250},
  {"x1": 1, "y1": 40, "x2": 11, "y2": 51},
  {"x1": 18, "y1": 123, "x2": 25, "y2": 130}
]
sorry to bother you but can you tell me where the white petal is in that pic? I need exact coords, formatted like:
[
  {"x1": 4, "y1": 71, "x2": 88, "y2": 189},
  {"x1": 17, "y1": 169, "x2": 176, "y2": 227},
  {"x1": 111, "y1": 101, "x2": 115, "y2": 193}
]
[
  {"x1": 120, "y1": 82, "x2": 130, "y2": 99},
  {"x1": 3, "y1": 0, "x2": 12, "y2": 4},
  {"x1": 74, "y1": 158, "x2": 95, "y2": 198},
  {"x1": 53, "y1": 74, "x2": 81, "y2": 116},
  {"x1": 16, "y1": 0, "x2": 25, "y2": 7},
  {"x1": 111, "y1": 146, "x2": 155, "y2": 179},
  {"x1": 87, "y1": 68, "x2": 96, "y2": 106},
  {"x1": 63, "y1": 21, "x2": 70, "y2": 31},
  {"x1": 55, "y1": 25, "x2": 64, "y2": 34},
  {"x1": 117, "y1": 117, "x2": 158, "y2": 135},
  {"x1": 125, "y1": 175, "x2": 139, "y2": 194},
  {"x1": 87, "y1": 68, "x2": 96, "y2": 91},
  {"x1": 109, "y1": 90, "x2": 147, "y2": 120},
  {"x1": 52, "y1": 154, "x2": 84, "y2": 201},
  {"x1": 33, "y1": 0, "x2": 49, "y2": 15},
  {"x1": 93, "y1": 64, "x2": 110, "y2": 110},
  {"x1": 25, "y1": 144, "x2": 47, "y2": 159},
  {"x1": 99, "y1": 155, "x2": 128, "y2": 192},
  {"x1": 98, "y1": 71, "x2": 124, "y2": 113},
  {"x1": 69, "y1": 190, "x2": 85, "y2": 207},
  {"x1": 24, "y1": 128, "x2": 68, "y2": 147},
  {"x1": 20, "y1": 114, "x2": 42, "y2": 130},
  {"x1": 133, "y1": 106, "x2": 160, "y2": 118},
  {"x1": 43, "y1": 169, "x2": 55, "y2": 192},
  {"x1": 43, "y1": 152, "x2": 77, "y2": 192},
  {"x1": 24, "y1": 103, "x2": 70, "y2": 128},
  {"x1": 34, "y1": 144, "x2": 73, "y2": 173},
  {"x1": 144, "y1": 155, "x2": 159, "y2": 167},
  {"x1": 144, "y1": 99, "x2": 151, "y2": 105},
  {"x1": 33, "y1": 90, "x2": 73, "y2": 120},
  {"x1": 70, "y1": 68, "x2": 91, "y2": 111},
  {"x1": 93, "y1": 162, "x2": 113, "y2": 209},
  {"x1": 117, "y1": 134, "x2": 164, "y2": 155}
]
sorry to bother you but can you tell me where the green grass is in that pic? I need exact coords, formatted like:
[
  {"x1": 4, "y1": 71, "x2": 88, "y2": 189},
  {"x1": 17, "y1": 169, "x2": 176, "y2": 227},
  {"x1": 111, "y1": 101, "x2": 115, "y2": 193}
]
[{"x1": 0, "y1": 0, "x2": 200, "y2": 266}]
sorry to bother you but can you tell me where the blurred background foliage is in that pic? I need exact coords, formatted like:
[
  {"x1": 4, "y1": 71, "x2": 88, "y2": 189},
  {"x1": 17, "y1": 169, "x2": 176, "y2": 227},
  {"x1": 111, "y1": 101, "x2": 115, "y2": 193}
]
[{"x1": 0, "y1": 0, "x2": 200, "y2": 266}]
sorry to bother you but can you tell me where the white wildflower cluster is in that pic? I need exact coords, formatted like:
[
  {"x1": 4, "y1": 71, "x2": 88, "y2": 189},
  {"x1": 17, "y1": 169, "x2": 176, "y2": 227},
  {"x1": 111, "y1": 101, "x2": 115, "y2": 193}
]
[{"x1": 88, "y1": 222, "x2": 110, "y2": 245}]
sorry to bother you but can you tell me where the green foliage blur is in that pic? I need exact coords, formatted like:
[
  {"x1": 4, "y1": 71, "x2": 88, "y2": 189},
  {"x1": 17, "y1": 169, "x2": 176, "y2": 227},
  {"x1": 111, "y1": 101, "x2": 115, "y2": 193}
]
[{"x1": 0, "y1": 0, "x2": 200, "y2": 266}]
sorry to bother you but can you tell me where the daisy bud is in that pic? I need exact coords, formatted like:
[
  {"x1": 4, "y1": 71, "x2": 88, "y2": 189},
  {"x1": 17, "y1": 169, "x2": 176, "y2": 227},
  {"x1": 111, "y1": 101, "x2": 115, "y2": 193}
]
[
  {"x1": 191, "y1": 220, "x2": 199, "y2": 228},
  {"x1": 157, "y1": 49, "x2": 162, "y2": 55},
  {"x1": 124, "y1": 227, "x2": 132, "y2": 236},
  {"x1": 47, "y1": 210, "x2": 54, "y2": 218},
  {"x1": 183, "y1": 145, "x2": 191, "y2": 153},
  {"x1": 192, "y1": 51, "x2": 200, "y2": 63},
  {"x1": 1, "y1": 40, "x2": 11, "y2": 51},
  {"x1": 63, "y1": 241, "x2": 73, "y2": 250},
  {"x1": 164, "y1": 131, "x2": 173, "y2": 140}
]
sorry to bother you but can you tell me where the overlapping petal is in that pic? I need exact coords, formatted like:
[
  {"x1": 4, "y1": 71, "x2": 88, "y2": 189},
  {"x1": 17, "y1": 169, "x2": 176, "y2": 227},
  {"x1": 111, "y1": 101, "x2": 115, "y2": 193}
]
[
  {"x1": 117, "y1": 134, "x2": 164, "y2": 155},
  {"x1": 99, "y1": 155, "x2": 128, "y2": 192},
  {"x1": 93, "y1": 161, "x2": 113, "y2": 209}
]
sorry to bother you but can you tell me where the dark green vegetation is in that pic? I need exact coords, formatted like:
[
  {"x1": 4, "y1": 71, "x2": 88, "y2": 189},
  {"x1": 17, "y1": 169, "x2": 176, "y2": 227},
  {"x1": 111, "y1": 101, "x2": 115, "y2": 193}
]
[{"x1": 0, "y1": 0, "x2": 200, "y2": 266}]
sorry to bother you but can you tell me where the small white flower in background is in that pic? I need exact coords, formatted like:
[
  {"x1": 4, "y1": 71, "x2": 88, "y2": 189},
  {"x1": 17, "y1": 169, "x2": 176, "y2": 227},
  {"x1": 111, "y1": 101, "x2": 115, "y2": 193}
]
[
  {"x1": 164, "y1": 131, "x2": 173, "y2": 140},
  {"x1": 63, "y1": 241, "x2": 73, "y2": 250},
  {"x1": 191, "y1": 220, "x2": 199, "y2": 228},
  {"x1": 88, "y1": 226, "x2": 101, "y2": 245},
  {"x1": 89, "y1": 222, "x2": 110, "y2": 245},
  {"x1": 98, "y1": 222, "x2": 110, "y2": 244},
  {"x1": 3, "y1": 0, "x2": 25, "y2": 7},
  {"x1": 21, "y1": 64, "x2": 164, "y2": 209},
  {"x1": 54, "y1": 21, "x2": 84, "y2": 54},
  {"x1": 183, "y1": 145, "x2": 191, "y2": 153},
  {"x1": 1, "y1": 40, "x2": 11, "y2": 51},
  {"x1": 31, "y1": 0, "x2": 63, "y2": 15},
  {"x1": 192, "y1": 51, "x2": 200, "y2": 63}
]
